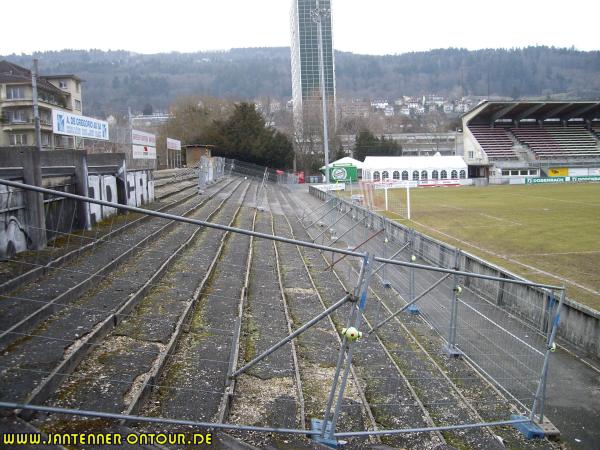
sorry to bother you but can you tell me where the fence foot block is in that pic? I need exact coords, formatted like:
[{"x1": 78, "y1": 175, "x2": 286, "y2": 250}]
[
  {"x1": 310, "y1": 419, "x2": 338, "y2": 448},
  {"x1": 407, "y1": 304, "x2": 420, "y2": 315},
  {"x1": 442, "y1": 344, "x2": 462, "y2": 358},
  {"x1": 511, "y1": 415, "x2": 546, "y2": 439},
  {"x1": 382, "y1": 280, "x2": 391, "y2": 288},
  {"x1": 534, "y1": 416, "x2": 561, "y2": 440}
]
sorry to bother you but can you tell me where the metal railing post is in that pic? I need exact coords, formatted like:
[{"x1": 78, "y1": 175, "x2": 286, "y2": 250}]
[
  {"x1": 232, "y1": 294, "x2": 352, "y2": 378},
  {"x1": 320, "y1": 254, "x2": 374, "y2": 442},
  {"x1": 299, "y1": 197, "x2": 333, "y2": 224},
  {"x1": 320, "y1": 255, "x2": 371, "y2": 439},
  {"x1": 381, "y1": 232, "x2": 390, "y2": 287},
  {"x1": 531, "y1": 288, "x2": 565, "y2": 423},
  {"x1": 443, "y1": 248, "x2": 462, "y2": 357},
  {"x1": 408, "y1": 229, "x2": 417, "y2": 314},
  {"x1": 303, "y1": 202, "x2": 339, "y2": 231}
]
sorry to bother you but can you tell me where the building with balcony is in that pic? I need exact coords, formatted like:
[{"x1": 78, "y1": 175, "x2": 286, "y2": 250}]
[{"x1": 0, "y1": 60, "x2": 82, "y2": 149}]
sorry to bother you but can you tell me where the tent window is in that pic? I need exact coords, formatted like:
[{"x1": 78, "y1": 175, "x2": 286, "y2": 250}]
[
  {"x1": 402, "y1": 170, "x2": 409, "y2": 180},
  {"x1": 382, "y1": 171, "x2": 389, "y2": 181},
  {"x1": 393, "y1": 170, "x2": 400, "y2": 180},
  {"x1": 412, "y1": 170, "x2": 419, "y2": 180},
  {"x1": 373, "y1": 171, "x2": 380, "y2": 181},
  {"x1": 421, "y1": 170, "x2": 428, "y2": 180},
  {"x1": 441, "y1": 170, "x2": 448, "y2": 179},
  {"x1": 451, "y1": 170, "x2": 458, "y2": 179},
  {"x1": 432, "y1": 170, "x2": 439, "y2": 180},
  {"x1": 459, "y1": 170, "x2": 466, "y2": 179}
]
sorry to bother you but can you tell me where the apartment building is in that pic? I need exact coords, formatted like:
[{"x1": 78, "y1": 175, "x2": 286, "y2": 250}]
[{"x1": 0, "y1": 60, "x2": 82, "y2": 149}]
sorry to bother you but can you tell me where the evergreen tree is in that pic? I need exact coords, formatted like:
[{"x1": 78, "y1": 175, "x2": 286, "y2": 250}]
[{"x1": 204, "y1": 103, "x2": 294, "y2": 169}]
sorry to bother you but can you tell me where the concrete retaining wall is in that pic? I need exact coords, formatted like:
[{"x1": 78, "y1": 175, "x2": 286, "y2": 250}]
[
  {"x1": 0, "y1": 148, "x2": 155, "y2": 258},
  {"x1": 309, "y1": 185, "x2": 600, "y2": 360}
]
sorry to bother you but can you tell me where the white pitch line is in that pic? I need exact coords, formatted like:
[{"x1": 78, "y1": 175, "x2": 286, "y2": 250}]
[
  {"x1": 409, "y1": 219, "x2": 600, "y2": 297},
  {"x1": 478, "y1": 212, "x2": 522, "y2": 226},
  {"x1": 504, "y1": 192, "x2": 600, "y2": 208},
  {"x1": 512, "y1": 250, "x2": 600, "y2": 257}
]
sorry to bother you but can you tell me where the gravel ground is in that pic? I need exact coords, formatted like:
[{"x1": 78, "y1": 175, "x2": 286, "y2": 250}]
[
  {"x1": 137, "y1": 189, "x2": 254, "y2": 433},
  {"x1": 0, "y1": 179, "x2": 233, "y2": 346},
  {"x1": 0, "y1": 180, "x2": 244, "y2": 407}
]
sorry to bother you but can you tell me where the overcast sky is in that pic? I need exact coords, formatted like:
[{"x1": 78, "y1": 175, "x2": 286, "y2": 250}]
[{"x1": 2, "y1": 0, "x2": 599, "y2": 56}]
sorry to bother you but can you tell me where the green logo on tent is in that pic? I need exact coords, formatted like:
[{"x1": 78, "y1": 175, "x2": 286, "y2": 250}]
[{"x1": 331, "y1": 167, "x2": 348, "y2": 181}]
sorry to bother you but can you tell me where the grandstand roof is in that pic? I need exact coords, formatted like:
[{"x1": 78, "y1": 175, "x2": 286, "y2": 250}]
[{"x1": 463, "y1": 100, "x2": 600, "y2": 125}]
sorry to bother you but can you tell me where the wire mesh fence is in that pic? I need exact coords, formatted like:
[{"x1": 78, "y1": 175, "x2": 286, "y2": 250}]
[
  {"x1": 0, "y1": 169, "x2": 566, "y2": 447},
  {"x1": 303, "y1": 185, "x2": 563, "y2": 420}
]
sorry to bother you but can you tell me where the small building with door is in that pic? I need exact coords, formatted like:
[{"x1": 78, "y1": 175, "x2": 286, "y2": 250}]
[{"x1": 184, "y1": 144, "x2": 213, "y2": 167}]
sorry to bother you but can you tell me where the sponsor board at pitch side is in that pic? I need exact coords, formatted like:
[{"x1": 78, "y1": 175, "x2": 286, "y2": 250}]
[{"x1": 526, "y1": 176, "x2": 600, "y2": 184}]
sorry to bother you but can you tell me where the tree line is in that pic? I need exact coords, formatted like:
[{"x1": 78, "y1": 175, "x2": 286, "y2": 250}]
[
  {"x1": 4, "y1": 46, "x2": 599, "y2": 117},
  {"x1": 158, "y1": 98, "x2": 294, "y2": 170}
]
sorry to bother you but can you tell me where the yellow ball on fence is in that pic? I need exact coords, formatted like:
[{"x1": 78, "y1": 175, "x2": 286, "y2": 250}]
[
  {"x1": 411, "y1": 255, "x2": 416, "y2": 262},
  {"x1": 342, "y1": 327, "x2": 362, "y2": 342}
]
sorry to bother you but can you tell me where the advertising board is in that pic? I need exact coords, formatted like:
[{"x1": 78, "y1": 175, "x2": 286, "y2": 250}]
[{"x1": 52, "y1": 109, "x2": 109, "y2": 140}]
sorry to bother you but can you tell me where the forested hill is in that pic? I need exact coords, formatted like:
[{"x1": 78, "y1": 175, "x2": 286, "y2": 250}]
[{"x1": 3, "y1": 47, "x2": 600, "y2": 117}]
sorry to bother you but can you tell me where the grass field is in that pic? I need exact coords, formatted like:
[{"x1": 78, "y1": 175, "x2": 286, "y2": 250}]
[{"x1": 371, "y1": 183, "x2": 600, "y2": 310}]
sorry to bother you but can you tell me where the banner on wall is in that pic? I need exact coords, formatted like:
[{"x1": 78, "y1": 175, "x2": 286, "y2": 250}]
[
  {"x1": 166, "y1": 138, "x2": 181, "y2": 151},
  {"x1": 131, "y1": 130, "x2": 156, "y2": 159},
  {"x1": 52, "y1": 109, "x2": 109, "y2": 140}
]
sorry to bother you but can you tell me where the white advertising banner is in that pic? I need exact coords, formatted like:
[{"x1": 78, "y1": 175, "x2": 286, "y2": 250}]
[
  {"x1": 166, "y1": 138, "x2": 181, "y2": 151},
  {"x1": 132, "y1": 144, "x2": 157, "y2": 160},
  {"x1": 131, "y1": 129, "x2": 156, "y2": 160},
  {"x1": 52, "y1": 109, "x2": 109, "y2": 140},
  {"x1": 131, "y1": 130, "x2": 156, "y2": 147}
]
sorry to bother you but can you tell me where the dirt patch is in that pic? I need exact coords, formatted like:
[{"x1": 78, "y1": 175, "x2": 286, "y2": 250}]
[
  {"x1": 284, "y1": 287, "x2": 317, "y2": 296},
  {"x1": 229, "y1": 375, "x2": 297, "y2": 426}
]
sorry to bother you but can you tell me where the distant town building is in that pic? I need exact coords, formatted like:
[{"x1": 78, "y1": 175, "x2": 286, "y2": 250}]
[
  {"x1": 290, "y1": 0, "x2": 337, "y2": 138},
  {"x1": 0, "y1": 60, "x2": 83, "y2": 149},
  {"x1": 130, "y1": 113, "x2": 172, "y2": 129},
  {"x1": 371, "y1": 100, "x2": 389, "y2": 110},
  {"x1": 339, "y1": 99, "x2": 370, "y2": 118}
]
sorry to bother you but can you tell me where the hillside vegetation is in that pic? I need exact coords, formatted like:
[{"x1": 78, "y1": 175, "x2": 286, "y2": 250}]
[{"x1": 3, "y1": 46, "x2": 600, "y2": 117}]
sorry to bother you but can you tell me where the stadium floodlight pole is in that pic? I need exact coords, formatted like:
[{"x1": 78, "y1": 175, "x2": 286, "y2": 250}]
[{"x1": 311, "y1": 0, "x2": 331, "y2": 185}]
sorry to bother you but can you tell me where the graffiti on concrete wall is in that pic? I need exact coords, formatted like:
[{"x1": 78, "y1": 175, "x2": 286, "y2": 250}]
[
  {"x1": 0, "y1": 185, "x2": 30, "y2": 258},
  {"x1": 87, "y1": 175, "x2": 119, "y2": 225},
  {"x1": 126, "y1": 170, "x2": 154, "y2": 207},
  {"x1": 88, "y1": 176, "x2": 103, "y2": 225}
]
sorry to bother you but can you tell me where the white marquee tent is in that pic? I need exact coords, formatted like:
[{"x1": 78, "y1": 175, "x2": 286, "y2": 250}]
[
  {"x1": 362, "y1": 153, "x2": 468, "y2": 184},
  {"x1": 320, "y1": 156, "x2": 365, "y2": 171}
]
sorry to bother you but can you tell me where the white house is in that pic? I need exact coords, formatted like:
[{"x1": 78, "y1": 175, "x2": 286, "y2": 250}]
[{"x1": 362, "y1": 153, "x2": 468, "y2": 186}]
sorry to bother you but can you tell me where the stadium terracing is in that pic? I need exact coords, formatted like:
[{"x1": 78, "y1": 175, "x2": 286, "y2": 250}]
[{"x1": 462, "y1": 101, "x2": 600, "y2": 176}]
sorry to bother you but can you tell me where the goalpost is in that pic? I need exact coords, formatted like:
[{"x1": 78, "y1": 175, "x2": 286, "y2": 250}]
[{"x1": 359, "y1": 180, "x2": 416, "y2": 220}]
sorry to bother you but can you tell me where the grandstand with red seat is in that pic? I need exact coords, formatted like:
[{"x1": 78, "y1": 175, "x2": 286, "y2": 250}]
[{"x1": 462, "y1": 101, "x2": 600, "y2": 181}]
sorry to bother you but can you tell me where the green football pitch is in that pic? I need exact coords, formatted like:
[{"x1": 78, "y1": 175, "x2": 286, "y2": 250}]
[{"x1": 379, "y1": 183, "x2": 600, "y2": 310}]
